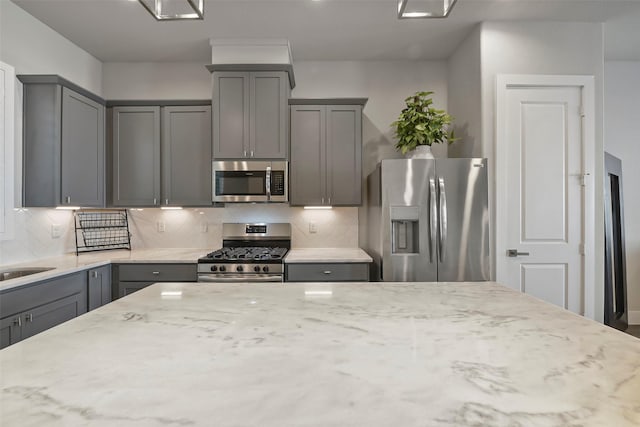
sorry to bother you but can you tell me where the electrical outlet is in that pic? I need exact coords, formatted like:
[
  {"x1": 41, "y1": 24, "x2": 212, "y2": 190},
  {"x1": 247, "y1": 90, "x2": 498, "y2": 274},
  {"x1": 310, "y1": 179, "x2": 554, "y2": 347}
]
[
  {"x1": 309, "y1": 222, "x2": 318, "y2": 234},
  {"x1": 51, "y1": 224, "x2": 62, "y2": 238},
  {"x1": 200, "y1": 222, "x2": 208, "y2": 233},
  {"x1": 157, "y1": 221, "x2": 165, "y2": 232}
]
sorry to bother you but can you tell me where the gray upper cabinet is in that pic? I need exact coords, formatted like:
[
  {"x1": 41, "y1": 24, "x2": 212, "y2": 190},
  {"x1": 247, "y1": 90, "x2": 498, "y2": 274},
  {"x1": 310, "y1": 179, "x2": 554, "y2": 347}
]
[
  {"x1": 162, "y1": 105, "x2": 212, "y2": 206},
  {"x1": 20, "y1": 76, "x2": 105, "y2": 207},
  {"x1": 213, "y1": 71, "x2": 289, "y2": 160},
  {"x1": 111, "y1": 106, "x2": 161, "y2": 207},
  {"x1": 290, "y1": 102, "x2": 363, "y2": 206}
]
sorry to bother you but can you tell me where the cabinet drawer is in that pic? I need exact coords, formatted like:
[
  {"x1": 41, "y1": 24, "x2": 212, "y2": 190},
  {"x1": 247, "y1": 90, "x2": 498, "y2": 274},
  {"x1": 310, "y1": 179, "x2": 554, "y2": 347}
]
[
  {"x1": 117, "y1": 264, "x2": 197, "y2": 282},
  {"x1": 286, "y1": 263, "x2": 369, "y2": 282}
]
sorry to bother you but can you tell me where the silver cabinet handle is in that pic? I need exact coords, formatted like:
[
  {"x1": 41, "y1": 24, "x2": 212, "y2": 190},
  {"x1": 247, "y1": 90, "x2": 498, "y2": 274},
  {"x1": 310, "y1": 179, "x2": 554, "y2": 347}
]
[
  {"x1": 165, "y1": 199, "x2": 169, "y2": 205},
  {"x1": 250, "y1": 150, "x2": 254, "y2": 157},
  {"x1": 243, "y1": 150, "x2": 247, "y2": 157},
  {"x1": 328, "y1": 197, "x2": 331, "y2": 205},
  {"x1": 321, "y1": 197, "x2": 324, "y2": 205},
  {"x1": 25, "y1": 313, "x2": 33, "y2": 322},
  {"x1": 266, "y1": 166, "x2": 272, "y2": 200},
  {"x1": 153, "y1": 198, "x2": 157, "y2": 205},
  {"x1": 507, "y1": 249, "x2": 530, "y2": 257},
  {"x1": 429, "y1": 178, "x2": 437, "y2": 263},
  {"x1": 438, "y1": 177, "x2": 447, "y2": 263},
  {"x1": 152, "y1": 271, "x2": 160, "y2": 275},
  {"x1": 323, "y1": 271, "x2": 332, "y2": 275},
  {"x1": 65, "y1": 196, "x2": 71, "y2": 204},
  {"x1": 13, "y1": 317, "x2": 21, "y2": 327}
]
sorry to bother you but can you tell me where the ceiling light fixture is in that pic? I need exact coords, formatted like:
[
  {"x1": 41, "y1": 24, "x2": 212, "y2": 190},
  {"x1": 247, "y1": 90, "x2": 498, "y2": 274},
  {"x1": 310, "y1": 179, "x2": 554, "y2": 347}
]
[
  {"x1": 138, "y1": 0, "x2": 204, "y2": 21},
  {"x1": 397, "y1": 0, "x2": 457, "y2": 19}
]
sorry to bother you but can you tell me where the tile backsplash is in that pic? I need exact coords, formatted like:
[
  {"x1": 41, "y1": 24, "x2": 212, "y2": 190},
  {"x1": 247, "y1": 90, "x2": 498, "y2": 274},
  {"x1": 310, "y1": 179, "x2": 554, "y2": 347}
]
[{"x1": 0, "y1": 205, "x2": 358, "y2": 265}]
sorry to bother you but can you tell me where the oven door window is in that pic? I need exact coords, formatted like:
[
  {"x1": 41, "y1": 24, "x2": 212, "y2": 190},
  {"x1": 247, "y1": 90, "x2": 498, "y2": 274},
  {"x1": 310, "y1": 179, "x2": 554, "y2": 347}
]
[{"x1": 215, "y1": 171, "x2": 267, "y2": 196}]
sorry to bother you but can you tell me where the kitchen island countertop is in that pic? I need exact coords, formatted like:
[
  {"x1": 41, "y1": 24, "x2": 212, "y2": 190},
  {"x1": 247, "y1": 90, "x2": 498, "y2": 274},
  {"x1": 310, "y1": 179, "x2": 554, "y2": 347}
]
[{"x1": 1, "y1": 281, "x2": 639, "y2": 426}]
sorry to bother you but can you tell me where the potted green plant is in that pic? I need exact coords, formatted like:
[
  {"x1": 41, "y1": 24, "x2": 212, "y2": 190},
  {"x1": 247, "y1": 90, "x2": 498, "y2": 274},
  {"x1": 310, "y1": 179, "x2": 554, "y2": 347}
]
[{"x1": 392, "y1": 91, "x2": 457, "y2": 158}]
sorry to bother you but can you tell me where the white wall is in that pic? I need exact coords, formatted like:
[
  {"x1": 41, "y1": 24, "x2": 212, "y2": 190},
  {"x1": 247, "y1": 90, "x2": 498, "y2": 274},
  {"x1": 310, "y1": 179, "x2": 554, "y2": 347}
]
[
  {"x1": 102, "y1": 62, "x2": 211, "y2": 100},
  {"x1": 0, "y1": 0, "x2": 105, "y2": 265},
  {"x1": 447, "y1": 25, "x2": 482, "y2": 159},
  {"x1": 0, "y1": 0, "x2": 102, "y2": 95},
  {"x1": 479, "y1": 21, "x2": 605, "y2": 320},
  {"x1": 604, "y1": 61, "x2": 640, "y2": 320}
]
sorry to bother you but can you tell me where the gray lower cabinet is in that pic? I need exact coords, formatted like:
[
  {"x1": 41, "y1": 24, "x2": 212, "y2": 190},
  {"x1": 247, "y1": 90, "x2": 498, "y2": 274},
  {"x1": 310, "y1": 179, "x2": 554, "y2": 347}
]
[
  {"x1": 111, "y1": 104, "x2": 212, "y2": 207},
  {"x1": 285, "y1": 263, "x2": 370, "y2": 282},
  {"x1": 20, "y1": 76, "x2": 105, "y2": 207},
  {"x1": 0, "y1": 272, "x2": 88, "y2": 349},
  {"x1": 87, "y1": 265, "x2": 112, "y2": 311},
  {"x1": 161, "y1": 105, "x2": 212, "y2": 206},
  {"x1": 290, "y1": 103, "x2": 363, "y2": 206},
  {"x1": 111, "y1": 106, "x2": 161, "y2": 207},
  {"x1": 113, "y1": 263, "x2": 197, "y2": 299},
  {"x1": 213, "y1": 71, "x2": 289, "y2": 160}
]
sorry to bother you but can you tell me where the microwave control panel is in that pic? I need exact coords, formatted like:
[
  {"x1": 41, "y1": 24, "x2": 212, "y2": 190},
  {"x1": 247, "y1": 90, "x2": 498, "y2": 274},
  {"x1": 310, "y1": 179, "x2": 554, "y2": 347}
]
[{"x1": 271, "y1": 171, "x2": 285, "y2": 196}]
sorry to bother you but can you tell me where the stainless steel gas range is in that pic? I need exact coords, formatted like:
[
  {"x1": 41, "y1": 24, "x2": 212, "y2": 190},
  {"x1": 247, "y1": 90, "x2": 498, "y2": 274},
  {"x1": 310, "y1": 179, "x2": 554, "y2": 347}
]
[{"x1": 197, "y1": 223, "x2": 291, "y2": 283}]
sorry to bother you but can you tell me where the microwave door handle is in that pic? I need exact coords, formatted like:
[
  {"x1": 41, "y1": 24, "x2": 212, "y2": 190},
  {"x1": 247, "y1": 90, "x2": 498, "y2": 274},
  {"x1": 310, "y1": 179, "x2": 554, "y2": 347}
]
[{"x1": 266, "y1": 166, "x2": 272, "y2": 200}]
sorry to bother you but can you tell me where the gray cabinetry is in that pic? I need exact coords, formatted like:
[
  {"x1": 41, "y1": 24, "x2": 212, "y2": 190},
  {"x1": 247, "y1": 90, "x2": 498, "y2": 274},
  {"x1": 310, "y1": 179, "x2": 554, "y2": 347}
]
[
  {"x1": 0, "y1": 272, "x2": 87, "y2": 349},
  {"x1": 88, "y1": 265, "x2": 112, "y2": 311},
  {"x1": 20, "y1": 76, "x2": 105, "y2": 207},
  {"x1": 213, "y1": 71, "x2": 289, "y2": 160},
  {"x1": 111, "y1": 106, "x2": 161, "y2": 207},
  {"x1": 290, "y1": 100, "x2": 364, "y2": 206},
  {"x1": 162, "y1": 105, "x2": 212, "y2": 206},
  {"x1": 286, "y1": 263, "x2": 370, "y2": 282},
  {"x1": 113, "y1": 263, "x2": 197, "y2": 299},
  {"x1": 110, "y1": 103, "x2": 212, "y2": 207}
]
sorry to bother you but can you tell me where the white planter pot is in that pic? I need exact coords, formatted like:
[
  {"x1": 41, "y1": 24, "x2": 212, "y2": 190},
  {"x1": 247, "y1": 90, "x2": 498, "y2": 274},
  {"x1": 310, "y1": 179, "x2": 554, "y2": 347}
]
[{"x1": 408, "y1": 145, "x2": 434, "y2": 159}]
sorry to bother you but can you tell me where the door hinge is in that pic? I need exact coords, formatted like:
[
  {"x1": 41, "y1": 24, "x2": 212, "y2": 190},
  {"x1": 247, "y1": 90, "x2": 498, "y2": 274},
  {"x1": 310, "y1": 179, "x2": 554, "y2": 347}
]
[{"x1": 579, "y1": 243, "x2": 585, "y2": 256}]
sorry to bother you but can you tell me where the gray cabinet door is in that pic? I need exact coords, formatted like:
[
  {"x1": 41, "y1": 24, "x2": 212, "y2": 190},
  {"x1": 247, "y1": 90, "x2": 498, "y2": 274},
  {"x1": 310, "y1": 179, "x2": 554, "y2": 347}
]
[
  {"x1": 290, "y1": 105, "x2": 326, "y2": 206},
  {"x1": 21, "y1": 293, "x2": 86, "y2": 340},
  {"x1": 250, "y1": 72, "x2": 288, "y2": 159},
  {"x1": 0, "y1": 315, "x2": 22, "y2": 348},
  {"x1": 162, "y1": 106, "x2": 212, "y2": 206},
  {"x1": 112, "y1": 106, "x2": 161, "y2": 206},
  {"x1": 326, "y1": 106, "x2": 362, "y2": 206},
  {"x1": 61, "y1": 87, "x2": 105, "y2": 207},
  {"x1": 213, "y1": 72, "x2": 249, "y2": 159},
  {"x1": 88, "y1": 265, "x2": 112, "y2": 311}
]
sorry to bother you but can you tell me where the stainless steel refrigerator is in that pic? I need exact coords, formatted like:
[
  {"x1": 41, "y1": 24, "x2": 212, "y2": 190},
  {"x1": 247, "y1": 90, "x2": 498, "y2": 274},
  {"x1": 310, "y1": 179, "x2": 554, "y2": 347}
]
[{"x1": 361, "y1": 158, "x2": 490, "y2": 282}]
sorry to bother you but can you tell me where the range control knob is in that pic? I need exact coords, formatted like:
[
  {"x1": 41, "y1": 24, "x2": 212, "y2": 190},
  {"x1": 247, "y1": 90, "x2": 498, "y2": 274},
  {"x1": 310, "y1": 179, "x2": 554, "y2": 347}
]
[
  {"x1": 237, "y1": 266, "x2": 244, "y2": 272},
  {"x1": 210, "y1": 265, "x2": 218, "y2": 272},
  {"x1": 254, "y1": 266, "x2": 261, "y2": 272},
  {"x1": 219, "y1": 266, "x2": 226, "y2": 272},
  {"x1": 262, "y1": 266, "x2": 269, "y2": 273}
]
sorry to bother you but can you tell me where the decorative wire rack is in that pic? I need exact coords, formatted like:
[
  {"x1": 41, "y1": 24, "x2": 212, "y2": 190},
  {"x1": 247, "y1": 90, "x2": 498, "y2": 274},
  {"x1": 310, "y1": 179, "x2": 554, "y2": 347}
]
[{"x1": 74, "y1": 209, "x2": 132, "y2": 255}]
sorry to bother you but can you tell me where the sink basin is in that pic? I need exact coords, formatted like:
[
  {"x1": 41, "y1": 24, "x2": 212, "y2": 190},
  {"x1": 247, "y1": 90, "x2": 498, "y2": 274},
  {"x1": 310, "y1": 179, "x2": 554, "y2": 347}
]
[{"x1": 0, "y1": 267, "x2": 55, "y2": 281}]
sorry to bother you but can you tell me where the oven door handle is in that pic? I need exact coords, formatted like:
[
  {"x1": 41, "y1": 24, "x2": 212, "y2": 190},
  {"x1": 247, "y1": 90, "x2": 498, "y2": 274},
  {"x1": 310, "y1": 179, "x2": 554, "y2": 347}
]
[
  {"x1": 197, "y1": 274, "x2": 283, "y2": 283},
  {"x1": 266, "y1": 166, "x2": 272, "y2": 201}
]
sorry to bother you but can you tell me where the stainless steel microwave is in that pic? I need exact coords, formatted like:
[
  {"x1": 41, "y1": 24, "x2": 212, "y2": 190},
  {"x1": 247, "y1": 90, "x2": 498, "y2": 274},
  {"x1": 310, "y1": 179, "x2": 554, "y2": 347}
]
[{"x1": 212, "y1": 161, "x2": 288, "y2": 203}]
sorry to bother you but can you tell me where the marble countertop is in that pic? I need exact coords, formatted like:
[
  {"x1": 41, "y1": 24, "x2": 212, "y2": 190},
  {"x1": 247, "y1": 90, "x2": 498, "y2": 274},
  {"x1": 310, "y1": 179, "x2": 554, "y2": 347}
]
[
  {"x1": 285, "y1": 247, "x2": 373, "y2": 263},
  {"x1": 0, "y1": 248, "x2": 209, "y2": 292},
  {"x1": 1, "y1": 281, "x2": 638, "y2": 426}
]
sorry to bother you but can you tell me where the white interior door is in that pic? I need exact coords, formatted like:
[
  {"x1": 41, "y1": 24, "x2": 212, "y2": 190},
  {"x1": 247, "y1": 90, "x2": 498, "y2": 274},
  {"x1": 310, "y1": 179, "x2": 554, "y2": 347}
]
[{"x1": 500, "y1": 85, "x2": 584, "y2": 314}]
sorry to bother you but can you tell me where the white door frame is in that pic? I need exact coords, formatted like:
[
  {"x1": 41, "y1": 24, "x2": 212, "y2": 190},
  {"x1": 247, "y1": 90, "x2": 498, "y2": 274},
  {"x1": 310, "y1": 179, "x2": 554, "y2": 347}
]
[{"x1": 495, "y1": 74, "x2": 596, "y2": 320}]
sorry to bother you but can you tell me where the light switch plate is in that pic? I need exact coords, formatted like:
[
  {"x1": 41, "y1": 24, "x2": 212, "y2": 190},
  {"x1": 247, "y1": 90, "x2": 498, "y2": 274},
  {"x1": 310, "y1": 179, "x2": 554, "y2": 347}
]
[
  {"x1": 309, "y1": 222, "x2": 317, "y2": 233},
  {"x1": 51, "y1": 224, "x2": 62, "y2": 238},
  {"x1": 200, "y1": 222, "x2": 208, "y2": 233},
  {"x1": 157, "y1": 221, "x2": 165, "y2": 232}
]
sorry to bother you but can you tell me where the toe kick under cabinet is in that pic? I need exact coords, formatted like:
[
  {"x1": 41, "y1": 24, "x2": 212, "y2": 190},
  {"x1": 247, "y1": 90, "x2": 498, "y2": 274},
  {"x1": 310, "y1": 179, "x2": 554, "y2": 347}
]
[{"x1": 285, "y1": 263, "x2": 370, "y2": 282}]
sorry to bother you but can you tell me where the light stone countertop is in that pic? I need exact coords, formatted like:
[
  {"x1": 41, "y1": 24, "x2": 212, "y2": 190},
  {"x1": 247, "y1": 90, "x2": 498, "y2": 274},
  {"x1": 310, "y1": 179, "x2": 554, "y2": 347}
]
[
  {"x1": 1, "y1": 281, "x2": 639, "y2": 427},
  {"x1": 284, "y1": 247, "x2": 373, "y2": 263},
  {"x1": 0, "y1": 248, "x2": 209, "y2": 292}
]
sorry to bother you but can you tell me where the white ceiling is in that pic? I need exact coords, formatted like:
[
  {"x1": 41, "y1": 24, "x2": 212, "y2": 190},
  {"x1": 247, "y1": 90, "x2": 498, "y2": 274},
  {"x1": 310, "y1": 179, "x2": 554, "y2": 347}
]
[{"x1": 10, "y1": 0, "x2": 640, "y2": 62}]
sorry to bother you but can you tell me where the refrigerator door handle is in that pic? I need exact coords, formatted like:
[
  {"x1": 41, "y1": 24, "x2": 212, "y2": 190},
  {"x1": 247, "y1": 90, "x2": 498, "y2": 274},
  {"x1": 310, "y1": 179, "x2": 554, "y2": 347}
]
[
  {"x1": 438, "y1": 177, "x2": 447, "y2": 263},
  {"x1": 429, "y1": 178, "x2": 437, "y2": 263}
]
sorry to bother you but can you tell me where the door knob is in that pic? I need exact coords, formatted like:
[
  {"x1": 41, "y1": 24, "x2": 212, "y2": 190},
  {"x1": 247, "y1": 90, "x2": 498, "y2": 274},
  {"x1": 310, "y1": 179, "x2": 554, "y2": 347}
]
[{"x1": 507, "y1": 249, "x2": 530, "y2": 257}]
